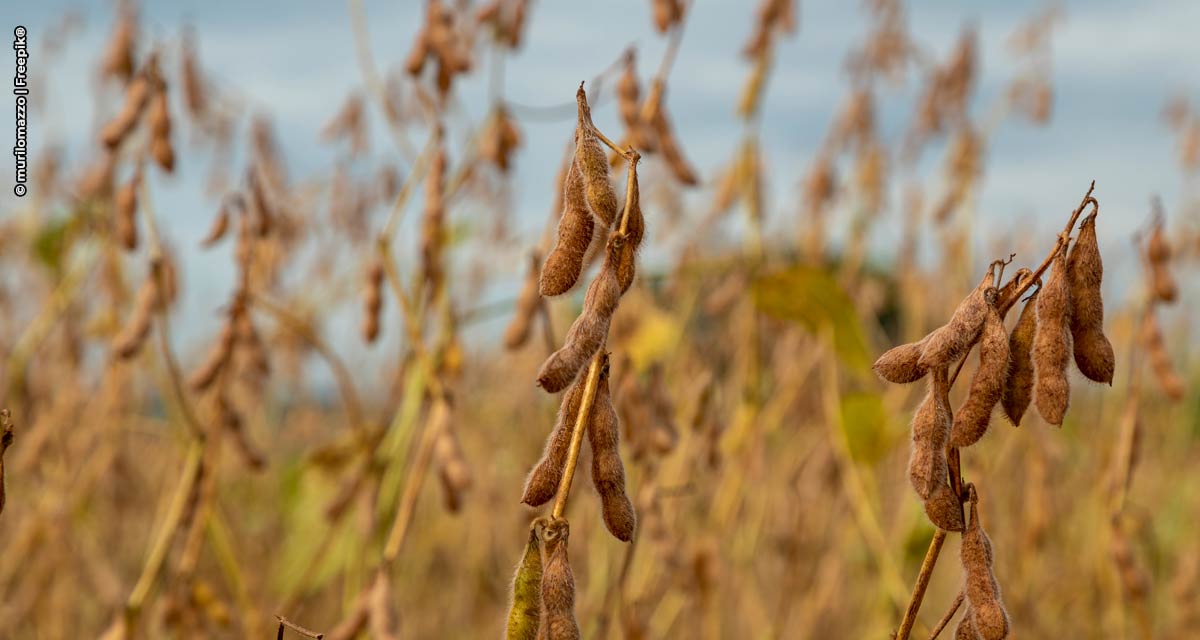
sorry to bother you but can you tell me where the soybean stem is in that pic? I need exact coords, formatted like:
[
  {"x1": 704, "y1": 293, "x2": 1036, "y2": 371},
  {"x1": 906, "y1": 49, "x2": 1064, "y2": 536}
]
[
  {"x1": 125, "y1": 440, "x2": 204, "y2": 622},
  {"x1": 248, "y1": 293, "x2": 366, "y2": 432},
  {"x1": 926, "y1": 590, "x2": 964, "y2": 640},
  {"x1": 381, "y1": 394, "x2": 441, "y2": 564},
  {"x1": 895, "y1": 529, "x2": 948, "y2": 640},
  {"x1": 551, "y1": 352, "x2": 605, "y2": 519},
  {"x1": 618, "y1": 152, "x2": 641, "y2": 236}
]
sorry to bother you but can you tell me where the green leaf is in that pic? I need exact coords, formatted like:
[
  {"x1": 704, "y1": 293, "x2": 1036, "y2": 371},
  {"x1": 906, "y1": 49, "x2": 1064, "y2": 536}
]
[
  {"x1": 840, "y1": 390, "x2": 894, "y2": 464},
  {"x1": 752, "y1": 265, "x2": 872, "y2": 374},
  {"x1": 32, "y1": 217, "x2": 71, "y2": 273}
]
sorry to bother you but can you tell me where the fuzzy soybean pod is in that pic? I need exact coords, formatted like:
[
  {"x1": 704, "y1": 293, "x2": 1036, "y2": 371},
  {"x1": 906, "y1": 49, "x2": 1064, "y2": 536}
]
[
  {"x1": 924, "y1": 482, "x2": 965, "y2": 532},
  {"x1": 614, "y1": 165, "x2": 645, "y2": 294},
  {"x1": 536, "y1": 241, "x2": 622, "y2": 393},
  {"x1": 961, "y1": 493, "x2": 1010, "y2": 640},
  {"x1": 919, "y1": 270, "x2": 997, "y2": 369},
  {"x1": 522, "y1": 379, "x2": 586, "y2": 507},
  {"x1": 954, "y1": 607, "x2": 977, "y2": 640},
  {"x1": 588, "y1": 369, "x2": 636, "y2": 541},
  {"x1": 575, "y1": 91, "x2": 620, "y2": 228},
  {"x1": 112, "y1": 276, "x2": 159, "y2": 359},
  {"x1": 100, "y1": 72, "x2": 150, "y2": 149},
  {"x1": 1034, "y1": 246, "x2": 1072, "y2": 426},
  {"x1": 506, "y1": 527, "x2": 543, "y2": 640},
  {"x1": 1001, "y1": 291, "x2": 1038, "y2": 426},
  {"x1": 540, "y1": 158, "x2": 594, "y2": 297},
  {"x1": 505, "y1": 252, "x2": 543, "y2": 349},
  {"x1": 995, "y1": 268, "x2": 1032, "y2": 317},
  {"x1": 361, "y1": 260, "x2": 385, "y2": 344},
  {"x1": 115, "y1": 172, "x2": 140, "y2": 251},
  {"x1": 538, "y1": 519, "x2": 579, "y2": 640},
  {"x1": 0, "y1": 411, "x2": 13, "y2": 517},
  {"x1": 1067, "y1": 214, "x2": 1115, "y2": 384},
  {"x1": 950, "y1": 305, "x2": 1009, "y2": 448},
  {"x1": 907, "y1": 367, "x2": 952, "y2": 501},
  {"x1": 1142, "y1": 311, "x2": 1185, "y2": 401},
  {"x1": 873, "y1": 337, "x2": 928, "y2": 384},
  {"x1": 644, "y1": 81, "x2": 698, "y2": 186},
  {"x1": 148, "y1": 83, "x2": 175, "y2": 172},
  {"x1": 1146, "y1": 222, "x2": 1177, "y2": 303}
]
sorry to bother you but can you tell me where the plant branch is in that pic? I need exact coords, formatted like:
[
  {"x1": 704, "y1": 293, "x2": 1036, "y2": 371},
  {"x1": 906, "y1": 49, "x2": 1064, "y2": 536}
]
[
  {"x1": 926, "y1": 590, "x2": 964, "y2": 640},
  {"x1": 248, "y1": 293, "x2": 366, "y2": 432},
  {"x1": 1002, "y1": 180, "x2": 1097, "y2": 310},
  {"x1": 381, "y1": 392, "x2": 442, "y2": 564},
  {"x1": 346, "y1": 0, "x2": 419, "y2": 160},
  {"x1": 894, "y1": 528, "x2": 948, "y2": 640},
  {"x1": 618, "y1": 151, "x2": 642, "y2": 236},
  {"x1": 577, "y1": 83, "x2": 635, "y2": 160},
  {"x1": 276, "y1": 614, "x2": 325, "y2": 639},
  {"x1": 552, "y1": 352, "x2": 606, "y2": 519},
  {"x1": 124, "y1": 440, "x2": 204, "y2": 625}
]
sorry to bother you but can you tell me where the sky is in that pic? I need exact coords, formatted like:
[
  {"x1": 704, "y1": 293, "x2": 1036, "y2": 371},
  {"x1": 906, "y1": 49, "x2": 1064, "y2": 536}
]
[{"x1": 3, "y1": 0, "x2": 1199, "y2": 378}]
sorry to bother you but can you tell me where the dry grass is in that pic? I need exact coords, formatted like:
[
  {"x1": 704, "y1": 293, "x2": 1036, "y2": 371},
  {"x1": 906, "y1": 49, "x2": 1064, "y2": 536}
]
[{"x1": 1, "y1": 1, "x2": 1198, "y2": 638}]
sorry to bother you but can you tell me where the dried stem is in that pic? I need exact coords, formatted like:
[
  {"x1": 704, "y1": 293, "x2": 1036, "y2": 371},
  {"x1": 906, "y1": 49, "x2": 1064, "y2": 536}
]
[
  {"x1": 346, "y1": 0, "x2": 418, "y2": 160},
  {"x1": 654, "y1": 4, "x2": 689, "y2": 82},
  {"x1": 895, "y1": 529, "x2": 948, "y2": 640},
  {"x1": 248, "y1": 292, "x2": 366, "y2": 431},
  {"x1": 381, "y1": 393, "x2": 441, "y2": 564},
  {"x1": 1004, "y1": 180, "x2": 1097, "y2": 309},
  {"x1": 577, "y1": 83, "x2": 636, "y2": 161},
  {"x1": 124, "y1": 440, "x2": 204, "y2": 626},
  {"x1": 618, "y1": 151, "x2": 642, "y2": 236},
  {"x1": 138, "y1": 175, "x2": 208, "y2": 440},
  {"x1": 380, "y1": 133, "x2": 440, "y2": 241},
  {"x1": 537, "y1": 299, "x2": 557, "y2": 357},
  {"x1": 820, "y1": 337, "x2": 909, "y2": 608},
  {"x1": 551, "y1": 352, "x2": 606, "y2": 520},
  {"x1": 926, "y1": 590, "x2": 964, "y2": 640},
  {"x1": 276, "y1": 614, "x2": 325, "y2": 639}
]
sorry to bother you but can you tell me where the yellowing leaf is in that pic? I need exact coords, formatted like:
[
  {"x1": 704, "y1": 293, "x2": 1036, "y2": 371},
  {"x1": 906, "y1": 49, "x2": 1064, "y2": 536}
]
[
  {"x1": 622, "y1": 305, "x2": 681, "y2": 371},
  {"x1": 840, "y1": 391, "x2": 894, "y2": 464},
  {"x1": 752, "y1": 266, "x2": 871, "y2": 374}
]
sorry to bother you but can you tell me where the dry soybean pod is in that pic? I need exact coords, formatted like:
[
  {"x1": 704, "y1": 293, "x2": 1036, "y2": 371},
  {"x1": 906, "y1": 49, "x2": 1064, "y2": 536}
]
[
  {"x1": 112, "y1": 275, "x2": 159, "y2": 359},
  {"x1": 907, "y1": 366, "x2": 951, "y2": 501},
  {"x1": 918, "y1": 269, "x2": 997, "y2": 369},
  {"x1": 614, "y1": 161, "x2": 645, "y2": 293},
  {"x1": 536, "y1": 241, "x2": 622, "y2": 393},
  {"x1": 505, "y1": 251, "x2": 543, "y2": 349},
  {"x1": 1001, "y1": 288, "x2": 1038, "y2": 426},
  {"x1": 575, "y1": 87, "x2": 620, "y2": 228},
  {"x1": 100, "y1": 71, "x2": 150, "y2": 149},
  {"x1": 115, "y1": 169, "x2": 141, "y2": 251},
  {"x1": 644, "y1": 80, "x2": 698, "y2": 186},
  {"x1": 954, "y1": 606, "x2": 978, "y2": 640},
  {"x1": 1066, "y1": 212, "x2": 1114, "y2": 384},
  {"x1": 924, "y1": 482, "x2": 965, "y2": 532},
  {"x1": 539, "y1": 158, "x2": 594, "y2": 297},
  {"x1": 1146, "y1": 219, "x2": 1177, "y2": 303},
  {"x1": 587, "y1": 365, "x2": 635, "y2": 541},
  {"x1": 522, "y1": 379, "x2": 586, "y2": 506},
  {"x1": 0, "y1": 410, "x2": 12, "y2": 517},
  {"x1": 506, "y1": 526, "x2": 543, "y2": 640},
  {"x1": 361, "y1": 259, "x2": 385, "y2": 344},
  {"x1": 1142, "y1": 310, "x2": 1185, "y2": 401},
  {"x1": 949, "y1": 302, "x2": 1009, "y2": 448},
  {"x1": 1033, "y1": 243, "x2": 1071, "y2": 426},
  {"x1": 961, "y1": 488, "x2": 1010, "y2": 640},
  {"x1": 537, "y1": 519, "x2": 579, "y2": 640},
  {"x1": 873, "y1": 337, "x2": 928, "y2": 384}
]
